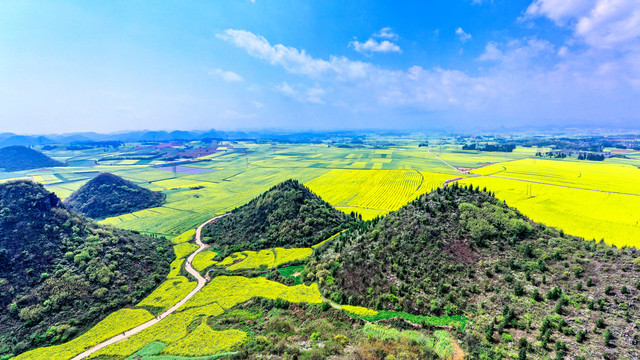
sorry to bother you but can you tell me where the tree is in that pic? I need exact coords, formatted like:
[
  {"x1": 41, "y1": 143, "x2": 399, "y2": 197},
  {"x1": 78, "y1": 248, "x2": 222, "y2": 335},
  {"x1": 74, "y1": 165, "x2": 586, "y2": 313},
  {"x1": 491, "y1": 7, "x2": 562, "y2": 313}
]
[{"x1": 604, "y1": 329, "x2": 613, "y2": 346}]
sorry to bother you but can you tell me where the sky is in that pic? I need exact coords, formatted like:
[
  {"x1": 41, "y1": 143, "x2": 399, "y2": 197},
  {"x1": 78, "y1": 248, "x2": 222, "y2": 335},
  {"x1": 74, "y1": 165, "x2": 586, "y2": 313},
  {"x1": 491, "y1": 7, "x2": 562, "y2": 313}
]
[{"x1": 1, "y1": 0, "x2": 639, "y2": 134}]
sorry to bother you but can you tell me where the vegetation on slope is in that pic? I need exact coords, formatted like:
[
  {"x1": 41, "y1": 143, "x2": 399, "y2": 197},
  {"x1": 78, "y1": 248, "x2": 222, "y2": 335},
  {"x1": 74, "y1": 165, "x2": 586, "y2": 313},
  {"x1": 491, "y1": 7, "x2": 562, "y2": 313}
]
[
  {"x1": 309, "y1": 184, "x2": 640, "y2": 359},
  {"x1": 201, "y1": 179, "x2": 353, "y2": 252},
  {"x1": 207, "y1": 299, "x2": 453, "y2": 359},
  {"x1": 0, "y1": 146, "x2": 64, "y2": 172},
  {"x1": 0, "y1": 181, "x2": 172, "y2": 357},
  {"x1": 64, "y1": 172, "x2": 165, "y2": 219}
]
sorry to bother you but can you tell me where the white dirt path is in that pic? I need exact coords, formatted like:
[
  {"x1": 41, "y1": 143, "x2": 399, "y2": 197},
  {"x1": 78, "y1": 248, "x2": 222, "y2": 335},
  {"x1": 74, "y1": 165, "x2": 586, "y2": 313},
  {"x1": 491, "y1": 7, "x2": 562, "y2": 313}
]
[{"x1": 70, "y1": 214, "x2": 226, "y2": 360}]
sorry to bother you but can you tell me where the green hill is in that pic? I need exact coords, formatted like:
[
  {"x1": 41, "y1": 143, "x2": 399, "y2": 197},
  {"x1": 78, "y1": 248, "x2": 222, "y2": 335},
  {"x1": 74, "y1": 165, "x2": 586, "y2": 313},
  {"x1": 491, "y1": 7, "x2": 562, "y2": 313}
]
[
  {"x1": 0, "y1": 181, "x2": 172, "y2": 357},
  {"x1": 310, "y1": 184, "x2": 640, "y2": 359},
  {"x1": 64, "y1": 173, "x2": 165, "y2": 219},
  {"x1": 0, "y1": 146, "x2": 64, "y2": 172},
  {"x1": 201, "y1": 179, "x2": 354, "y2": 251}
]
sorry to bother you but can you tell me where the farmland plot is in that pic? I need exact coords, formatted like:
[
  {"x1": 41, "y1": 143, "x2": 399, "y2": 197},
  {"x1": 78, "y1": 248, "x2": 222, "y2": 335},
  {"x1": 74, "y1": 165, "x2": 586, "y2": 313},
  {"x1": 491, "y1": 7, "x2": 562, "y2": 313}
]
[
  {"x1": 307, "y1": 169, "x2": 457, "y2": 219},
  {"x1": 458, "y1": 176, "x2": 640, "y2": 247}
]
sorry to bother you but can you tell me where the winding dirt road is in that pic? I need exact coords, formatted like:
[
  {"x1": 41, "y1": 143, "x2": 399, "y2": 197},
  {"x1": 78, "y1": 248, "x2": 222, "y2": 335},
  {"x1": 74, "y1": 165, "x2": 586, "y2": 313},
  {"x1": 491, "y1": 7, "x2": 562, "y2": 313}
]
[{"x1": 70, "y1": 214, "x2": 226, "y2": 360}]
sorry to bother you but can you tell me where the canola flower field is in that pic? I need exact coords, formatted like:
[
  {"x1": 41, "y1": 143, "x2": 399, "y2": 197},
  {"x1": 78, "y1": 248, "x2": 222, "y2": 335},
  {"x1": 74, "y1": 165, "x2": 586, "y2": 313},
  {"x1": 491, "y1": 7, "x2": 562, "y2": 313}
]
[
  {"x1": 307, "y1": 169, "x2": 457, "y2": 219},
  {"x1": 458, "y1": 176, "x2": 640, "y2": 247},
  {"x1": 87, "y1": 276, "x2": 323, "y2": 359},
  {"x1": 216, "y1": 247, "x2": 313, "y2": 271},
  {"x1": 13, "y1": 309, "x2": 154, "y2": 360},
  {"x1": 456, "y1": 158, "x2": 640, "y2": 247},
  {"x1": 191, "y1": 249, "x2": 218, "y2": 272}
]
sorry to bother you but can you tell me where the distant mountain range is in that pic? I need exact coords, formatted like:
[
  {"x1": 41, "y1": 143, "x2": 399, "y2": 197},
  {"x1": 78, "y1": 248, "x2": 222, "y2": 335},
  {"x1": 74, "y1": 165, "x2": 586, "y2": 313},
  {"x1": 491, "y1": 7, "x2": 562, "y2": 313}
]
[{"x1": 0, "y1": 129, "x2": 400, "y2": 147}]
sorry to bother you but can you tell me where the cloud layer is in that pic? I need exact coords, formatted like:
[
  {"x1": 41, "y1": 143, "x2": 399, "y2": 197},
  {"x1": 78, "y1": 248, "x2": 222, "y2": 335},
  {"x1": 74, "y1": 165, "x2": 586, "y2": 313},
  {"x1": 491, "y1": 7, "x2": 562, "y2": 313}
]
[
  {"x1": 526, "y1": 0, "x2": 640, "y2": 48},
  {"x1": 219, "y1": 19, "x2": 640, "y2": 129}
]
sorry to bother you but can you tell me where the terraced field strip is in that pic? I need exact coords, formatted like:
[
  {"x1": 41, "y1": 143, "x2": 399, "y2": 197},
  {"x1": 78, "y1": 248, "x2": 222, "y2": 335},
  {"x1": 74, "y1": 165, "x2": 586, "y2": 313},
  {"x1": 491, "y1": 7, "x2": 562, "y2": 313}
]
[{"x1": 70, "y1": 214, "x2": 226, "y2": 360}]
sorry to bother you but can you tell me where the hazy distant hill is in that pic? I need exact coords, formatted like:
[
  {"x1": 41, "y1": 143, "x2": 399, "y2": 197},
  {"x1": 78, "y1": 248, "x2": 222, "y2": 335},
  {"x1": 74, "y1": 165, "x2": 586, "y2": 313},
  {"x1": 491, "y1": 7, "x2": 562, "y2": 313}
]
[
  {"x1": 0, "y1": 145, "x2": 64, "y2": 171},
  {"x1": 202, "y1": 179, "x2": 353, "y2": 251},
  {"x1": 0, "y1": 135, "x2": 55, "y2": 147},
  {"x1": 0, "y1": 181, "x2": 171, "y2": 356},
  {"x1": 64, "y1": 173, "x2": 165, "y2": 219},
  {"x1": 311, "y1": 184, "x2": 640, "y2": 359}
]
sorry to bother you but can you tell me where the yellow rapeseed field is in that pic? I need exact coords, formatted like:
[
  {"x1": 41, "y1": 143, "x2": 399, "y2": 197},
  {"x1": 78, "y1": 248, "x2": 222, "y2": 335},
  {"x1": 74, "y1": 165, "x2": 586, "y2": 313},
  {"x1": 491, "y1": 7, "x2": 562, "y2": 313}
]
[
  {"x1": 216, "y1": 252, "x2": 246, "y2": 266},
  {"x1": 136, "y1": 277, "x2": 196, "y2": 311},
  {"x1": 161, "y1": 322, "x2": 246, "y2": 356},
  {"x1": 91, "y1": 276, "x2": 320, "y2": 359},
  {"x1": 167, "y1": 258, "x2": 185, "y2": 279},
  {"x1": 179, "y1": 276, "x2": 323, "y2": 311},
  {"x1": 307, "y1": 169, "x2": 457, "y2": 219},
  {"x1": 472, "y1": 158, "x2": 640, "y2": 195},
  {"x1": 170, "y1": 229, "x2": 196, "y2": 244},
  {"x1": 217, "y1": 248, "x2": 312, "y2": 270},
  {"x1": 173, "y1": 242, "x2": 198, "y2": 260},
  {"x1": 341, "y1": 305, "x2": 379, "y2": 317},
  {"x1": 15, "y1": 308, "x2": 154, "y2": 360},
  {"x1": 458, "y1": 176, "x2": 640, "y2": 247},
  {"x1": 227, "y1": 249, "x2": 274, "y2": 271},
  {"x1": 273, "y1": 247, "x2": 312, "y2": 267},
  {"x1": 192, "y1": 249, "x2": 218, "y2": 271}
]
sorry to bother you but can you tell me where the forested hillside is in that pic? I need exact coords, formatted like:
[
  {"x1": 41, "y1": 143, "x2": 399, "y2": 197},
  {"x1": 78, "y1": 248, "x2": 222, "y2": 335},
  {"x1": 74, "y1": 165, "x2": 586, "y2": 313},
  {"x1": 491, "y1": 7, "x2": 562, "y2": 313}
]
[
  {"x1": 0, "y1": 146, "x2": 64, "y2": 171},
  {"x1": 64, "y1": 173, "x2": 165, "y2": 219},
  {"x1": 309, "y1": 184, "x2": 640, "y2": 359},
  {"x1": 0, "y1": 181, "x2": 171, "y2": 357},
  {"x1": 201, "y1": 179, "x2": 353, "y2": 252}
]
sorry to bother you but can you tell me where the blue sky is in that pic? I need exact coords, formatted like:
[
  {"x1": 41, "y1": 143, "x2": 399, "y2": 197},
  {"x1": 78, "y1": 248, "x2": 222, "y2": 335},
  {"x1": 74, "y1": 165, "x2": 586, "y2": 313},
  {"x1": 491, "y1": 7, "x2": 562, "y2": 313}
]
[{"x1": 1, "y1": 0, "x2": 639, "y2": 134}]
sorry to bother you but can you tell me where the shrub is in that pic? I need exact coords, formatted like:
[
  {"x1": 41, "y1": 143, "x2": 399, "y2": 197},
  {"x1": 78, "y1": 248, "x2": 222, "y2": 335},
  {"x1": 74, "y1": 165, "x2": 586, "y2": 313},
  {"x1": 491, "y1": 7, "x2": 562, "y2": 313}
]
[
  {"x1": 604, "y1": 286, "x2": 614, "y2": 296},
  {"x1": 604, "y1": 329, "x2": 613, "y2": 345},
  {"x1": 546, "y1": 287, "x2": 562, "y2": 300}
]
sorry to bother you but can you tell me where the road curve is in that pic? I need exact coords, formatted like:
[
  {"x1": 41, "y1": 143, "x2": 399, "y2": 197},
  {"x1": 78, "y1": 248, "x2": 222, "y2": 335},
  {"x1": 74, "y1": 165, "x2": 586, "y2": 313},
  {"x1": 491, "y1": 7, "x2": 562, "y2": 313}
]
[{"x1": 70, "y1": 214, "x2": 226, "y2": 360}]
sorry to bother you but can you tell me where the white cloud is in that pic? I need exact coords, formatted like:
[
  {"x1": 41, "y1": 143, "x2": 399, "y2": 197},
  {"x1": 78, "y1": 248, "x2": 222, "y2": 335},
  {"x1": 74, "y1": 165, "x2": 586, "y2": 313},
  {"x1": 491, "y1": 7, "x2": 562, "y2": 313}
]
[
  {"x1": 558, "y1": 46, "x2": 569, "y2": 56},
  {"x1": 349, "y1": 27, "x2": 402, "y2": 55},
  {"x1": 526, "y1": 0, "x2": 640, "y2": 48},
  {"x1": 477, "y1": 42, "x2": 503, "y2": 61},
  {"x1": 478, "y1": 38, "x2": 555, "y2": 65},
  {"x1": 221, "y1": 29, "x2": 640, "y2": 128},
  {"x1": 455, "y1": 27, "x2": 472, "y2": 42},
  {"x1": 374, "y1": 27, "x2": 398, "y2": 40},
  {"x1": 208, "y1": 68, "x2": 244, "y2": 82},
  {"x1": 275, "y1": 82, "x2": 326, "y2": 104},
  {"x1": 275, "y1": 82, "x2": 297, "y2": 97},
  {"x1": 350, "y1": 38, "x2": 402, "y2": 54},
  {"x1": 525, "y1": 0, "x2": 595, "y2": 24},
  {"x1": 217, "y1": 29, "x2": 372, "y2": 78}
]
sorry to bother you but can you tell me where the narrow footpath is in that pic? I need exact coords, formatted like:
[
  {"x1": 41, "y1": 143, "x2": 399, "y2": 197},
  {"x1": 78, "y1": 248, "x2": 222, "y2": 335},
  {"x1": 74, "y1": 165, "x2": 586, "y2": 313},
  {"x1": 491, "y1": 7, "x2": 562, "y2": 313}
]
[
  {"x1": 426, "y1": 147, "x2": 465, "y2": 174},
  {"x1": 70, "y1": 214, "x2": 226, "y2": 360}
]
